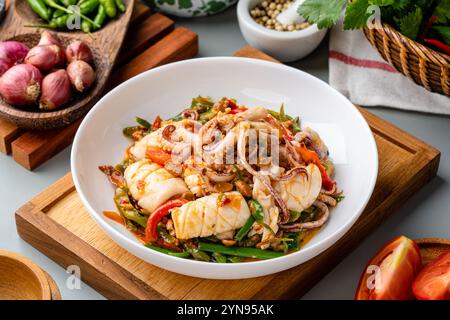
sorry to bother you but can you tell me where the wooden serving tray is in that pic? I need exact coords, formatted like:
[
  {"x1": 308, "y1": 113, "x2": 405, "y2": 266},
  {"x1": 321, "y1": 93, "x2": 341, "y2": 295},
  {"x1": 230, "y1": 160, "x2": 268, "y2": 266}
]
[
  {"x1": 15, "y1": 47, "x2": 441, "y2": 300},
  {"x1": 0, "y1": 2, "x2": 198, "y2": 170}
]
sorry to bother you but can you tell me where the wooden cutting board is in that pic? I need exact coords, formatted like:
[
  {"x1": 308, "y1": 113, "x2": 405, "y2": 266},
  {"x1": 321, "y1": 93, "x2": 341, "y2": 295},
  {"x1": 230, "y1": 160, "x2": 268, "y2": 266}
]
[
  {"x1": 0, "y1": 1, "x2": 198, "y2": 170},
  {"x1": 15, "y1": 47, "x2": 441, "y2": 300}
]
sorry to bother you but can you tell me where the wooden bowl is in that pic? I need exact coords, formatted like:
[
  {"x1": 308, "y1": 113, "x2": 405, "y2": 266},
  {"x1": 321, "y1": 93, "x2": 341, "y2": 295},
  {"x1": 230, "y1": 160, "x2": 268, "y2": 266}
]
[
  {"x1": 416, "y1": 238, "x2": 450, "y2": 266},
  {"x1": 0, "y1": 0, "x2": 135, "y2": 130},
  {"x1": 0, "y1": 250, "x2": 60, "y2": 300}
]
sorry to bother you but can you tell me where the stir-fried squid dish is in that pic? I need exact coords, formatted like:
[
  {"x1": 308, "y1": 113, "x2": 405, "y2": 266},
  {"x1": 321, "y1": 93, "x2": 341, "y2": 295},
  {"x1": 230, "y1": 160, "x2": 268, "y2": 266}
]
[{"x1": 100, "y1": 97, "x2": 344, "y2": 262}]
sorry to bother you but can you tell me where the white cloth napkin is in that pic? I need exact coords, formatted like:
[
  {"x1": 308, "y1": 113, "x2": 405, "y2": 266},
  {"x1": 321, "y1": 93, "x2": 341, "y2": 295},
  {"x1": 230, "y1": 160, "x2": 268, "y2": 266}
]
[{"x1": 329, "y1": 20, "x2": 450, "y2": 115}]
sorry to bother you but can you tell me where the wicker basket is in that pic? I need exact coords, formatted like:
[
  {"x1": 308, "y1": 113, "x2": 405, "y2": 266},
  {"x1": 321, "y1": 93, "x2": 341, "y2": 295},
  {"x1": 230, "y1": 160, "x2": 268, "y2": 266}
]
[{"x1": 363, "y1": 23, "x2": 450, "y2": 97}]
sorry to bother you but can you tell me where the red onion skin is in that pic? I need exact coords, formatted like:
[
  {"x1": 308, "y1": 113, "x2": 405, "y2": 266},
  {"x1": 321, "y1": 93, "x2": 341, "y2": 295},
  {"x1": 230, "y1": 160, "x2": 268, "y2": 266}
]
[
  {"x1": 66, "y1": 41, "x2": 93, "y2": 65},
  {"x1": 0, "y1": 41, "x2": 30, "y2": 76},
  {"x1": 66, "y1": 60, "x2": 96, "y2": 92},
  {"x1": 25, "y1": 45, "x2": 64, "y2": 71},
  {"x1": 39, "y1": 70, "x2": 72, "y2": 111},
  {"x1": 38, "y1": 31, "x2": 62, "y2": 46},
  {"x1": 0, "y1": 64, "x2": 43, "y2": 106}
]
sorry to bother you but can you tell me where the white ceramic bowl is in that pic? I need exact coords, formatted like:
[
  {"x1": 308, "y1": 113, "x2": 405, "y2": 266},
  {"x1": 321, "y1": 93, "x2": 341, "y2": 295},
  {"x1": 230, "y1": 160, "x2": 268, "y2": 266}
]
[
  {"x1": 71, "y1": 57, "x2": 378, "y2": 279},
  {"x1": 237, "y1": 0, "x2": 327, "y2": 62}
]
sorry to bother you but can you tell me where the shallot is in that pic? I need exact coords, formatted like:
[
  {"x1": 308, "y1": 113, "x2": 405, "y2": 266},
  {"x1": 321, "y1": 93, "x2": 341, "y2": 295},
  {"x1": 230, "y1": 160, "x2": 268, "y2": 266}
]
[
  {"x1": 25, "y1": 45, "x2": 65, "y2": 71},
  {"x1": 66, "y1": 41, "x2": 94, "y2": 65},
  {"x1": 0, "y1": 41, "x2": 29, "y2": 76},
  {"x1": 66, "y1": 60, "x2": 96, "y2": 92},
  {"x1": 0, "y1": 64, "x2": 43, "y2": 106},
  {"x1": 38, "y1": 31, "x2": 62, "y2": 46},
  {"x1": 39, "y1": 70, "x2": 72, "y2": 111}
]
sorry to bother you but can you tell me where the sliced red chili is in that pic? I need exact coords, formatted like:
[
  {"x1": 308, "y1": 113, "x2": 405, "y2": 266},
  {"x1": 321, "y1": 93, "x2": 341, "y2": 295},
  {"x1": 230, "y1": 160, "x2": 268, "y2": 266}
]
[{"x1": 145, "y1": 198, "x2": 189, "y2": 243}]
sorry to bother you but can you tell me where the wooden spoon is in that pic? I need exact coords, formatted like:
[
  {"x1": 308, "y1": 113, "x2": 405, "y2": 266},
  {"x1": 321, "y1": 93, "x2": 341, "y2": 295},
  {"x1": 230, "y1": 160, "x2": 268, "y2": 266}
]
[{"x1": 0, "y1": 0, "x2": 135, "y2": 130}]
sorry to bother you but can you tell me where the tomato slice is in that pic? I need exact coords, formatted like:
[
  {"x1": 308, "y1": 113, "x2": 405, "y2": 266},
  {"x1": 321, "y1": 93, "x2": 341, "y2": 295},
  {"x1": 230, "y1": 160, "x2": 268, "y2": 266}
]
[
  {"x1": 413, "y1": 250, "x2": 450, "y2": 300},
  {"x1": 146, "y1": 146, "x2": 172, "y2": 166},
  {"x1": 355, "y1": 236, "x2": 422, "y2": 300}
]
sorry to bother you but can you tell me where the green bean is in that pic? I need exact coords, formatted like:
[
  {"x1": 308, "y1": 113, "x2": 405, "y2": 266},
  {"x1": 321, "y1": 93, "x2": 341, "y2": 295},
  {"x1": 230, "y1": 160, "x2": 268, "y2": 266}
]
[
  {"x1": 114, "y1": 188, "x2": 147, "y2": 227},
  {"x1": 114, "y1": 0, "x2": 125, "y2": 12},
  {"x1": 198, "y1": 242, "x2": 284, "y2": 260},
  {"x1": 212, "y1": 252, "x2": 227, "y2": 263},
  {"x1": 227, "y1": 256, "x2": 244, "y2": 263},
  {"x1": 79, "y1": 0, "x2": 99, "y2": 15},
  {"x1": 145, "y1": 245, "x2": 190, "y2": 258},
  {"x1": 100, "y1": 0, "x2": 116, "y2": 18},
  {"x1": 183, "y1": 243, "x2": 210, "y2": 262},
  {"x1": 27, "y1": 0, "x2": 50, "y2": 21},
  {"x1": 234, "y1": 216, "x2": 255, "y2": 242},
  {"x1": 93, "y1": 4, "x2": 107, "y2": 29}
]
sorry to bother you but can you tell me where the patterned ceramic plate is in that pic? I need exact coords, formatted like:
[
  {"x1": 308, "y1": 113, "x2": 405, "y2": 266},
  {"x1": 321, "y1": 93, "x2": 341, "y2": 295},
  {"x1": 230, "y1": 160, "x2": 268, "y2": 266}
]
[{"x1": 145, "y1": 0, "x2": 237, "y2": 17}]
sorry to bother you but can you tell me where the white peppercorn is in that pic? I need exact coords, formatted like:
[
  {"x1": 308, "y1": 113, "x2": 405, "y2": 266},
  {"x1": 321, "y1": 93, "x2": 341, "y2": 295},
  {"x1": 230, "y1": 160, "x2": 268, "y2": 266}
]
[{"x1": 249, "y1": 0, "x2": 311, "y2": 32}]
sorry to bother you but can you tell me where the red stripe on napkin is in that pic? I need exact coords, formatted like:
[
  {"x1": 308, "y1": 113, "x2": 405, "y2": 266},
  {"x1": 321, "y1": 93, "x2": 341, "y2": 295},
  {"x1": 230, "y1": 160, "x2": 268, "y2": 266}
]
[{"x1": 329, "y1": 50, "x2": 397, "y2": 73}]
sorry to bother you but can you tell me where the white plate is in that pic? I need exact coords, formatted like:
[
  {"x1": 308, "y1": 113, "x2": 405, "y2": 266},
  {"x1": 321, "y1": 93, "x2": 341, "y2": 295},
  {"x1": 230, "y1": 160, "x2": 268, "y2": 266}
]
[{"x1": 71, "y1": 57, "x2": 378, "y2": 279}]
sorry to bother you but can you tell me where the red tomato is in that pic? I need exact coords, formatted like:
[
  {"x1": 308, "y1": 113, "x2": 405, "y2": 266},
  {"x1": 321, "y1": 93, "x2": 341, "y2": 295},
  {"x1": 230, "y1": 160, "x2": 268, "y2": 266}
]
[
  {"x1": 413, "y1": 250, "x2": 450, "y2": 300},
  {"x1": 355, "y1": 236, "x2": 422, "y2": 300},
  {"x1": 145, "y1": 147, "x2": 172, "y2": 166}
]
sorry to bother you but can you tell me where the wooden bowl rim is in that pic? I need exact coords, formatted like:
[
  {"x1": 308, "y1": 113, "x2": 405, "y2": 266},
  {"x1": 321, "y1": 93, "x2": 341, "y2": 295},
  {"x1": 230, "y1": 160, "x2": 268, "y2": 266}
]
[
  {"x1": 0, "y1": 250, "x2": 52, "y2": 300},
  {"x1": 365, "y1": 22, "x2": 450, "y2": 65},
  {"x1": 0, "y1": 0, "x2": 135, "y2": 129},
  {"x1": 415, "y1": 237, "x2": 450, "y2": 247}
]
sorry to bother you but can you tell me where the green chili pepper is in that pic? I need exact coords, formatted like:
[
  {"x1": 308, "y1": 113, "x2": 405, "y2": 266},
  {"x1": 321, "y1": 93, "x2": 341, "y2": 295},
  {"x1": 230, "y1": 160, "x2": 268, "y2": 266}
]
[
  {"x1": 114, "y1": 0, "x2": 125, "y2": 12},
  {"x1": 145, "y1": 245, "x2": 190, "y2": 258},
  {"x1": 100, "y1": 0, "x2": 116, "y2": 18},
  {"x1": 114, "y1": 188, "x2": 148, "y2": 228},
  {"x1": 52, "y1": 9, "x2": 65, "y2": 18},
  {"x1": 198, "y1": 242, "x2": 284, "y2": 260},
  {"x1": 47, "y1": 7, "x2": 54, "y2": 20},
  {"x1": 248, "y1": 199, "x2": 274, "y2": 234},
  {"x1": 27, "y1": 0, "x2": 50, "y2": 21},
  {"x1": 183, "y1": 243, "x2": 210, "y2": 262},
  {"x1": 60, "y1": 0, "x2": 77, "y2": 7},
  {"x1": 93, "y1": 4, "x2": 107, "y2": 29},
  {"x1": 136, "y1": 117, "x2": 151, "y2": 129},
  {"x1": 234, "y1": 215, "x2": 255, "y2": 242},
  {"x1": 81, "y1": 19, "x2": 91, "y2": 33},
  {"x1": 79, "y1": 0, "x2": 99, "y2": 15},
  {"x1": 212, "y1": 252, "x2": 227, "y2": 263},
  {"x1": 42, "y1": 0, "x2": 100, "y2": 28}
]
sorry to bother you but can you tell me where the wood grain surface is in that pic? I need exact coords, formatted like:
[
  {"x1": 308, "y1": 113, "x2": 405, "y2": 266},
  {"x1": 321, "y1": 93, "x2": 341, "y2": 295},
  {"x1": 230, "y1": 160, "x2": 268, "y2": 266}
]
[
  {"x1": 0, "y1": 0, "x2": 135, "y2": 130},
  {"x1": 15, "y1": 46, "x2": 441, "y2": 300},
  {"x1": 0, "y1": 2, "x2": 199, "y2": 170}
]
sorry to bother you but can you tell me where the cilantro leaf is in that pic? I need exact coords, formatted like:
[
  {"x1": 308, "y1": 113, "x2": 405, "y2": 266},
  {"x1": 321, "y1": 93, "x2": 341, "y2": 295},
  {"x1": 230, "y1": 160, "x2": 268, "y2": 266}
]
[
  {"x1": 298, "y1": 0, "x2": 347, "y2": 29},
  {"x1": 344, "y1": 0, "x2": 372, "y2": 30},
  {"x1": 398, "y1": 7, "x2": 423, "y2": 40},
  {"x1": 433, "y1": 26, "x2": 450, "y2": 45}
]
